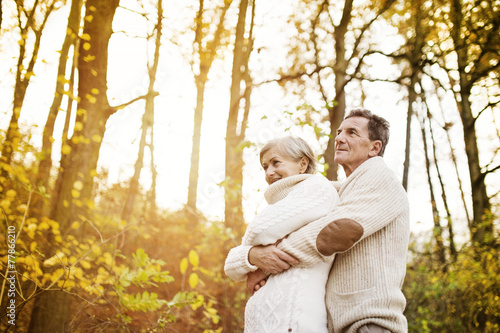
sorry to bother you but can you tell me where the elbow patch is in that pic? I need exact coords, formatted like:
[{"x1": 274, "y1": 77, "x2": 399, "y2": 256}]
[{"x1": 316, "y1": 218, "x2": 364, "y2": 256}]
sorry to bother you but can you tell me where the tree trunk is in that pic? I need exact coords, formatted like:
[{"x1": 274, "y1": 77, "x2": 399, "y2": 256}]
[
  {"x1": 121, "y1": 0, "x2": 162, "y2": 222},
  {"x1": 187, "y1": 0, "x2": 232, "y2": 211},
  {"x1": 1, "y1": 1, "x2": 56, "y2": 177},
  {"x1": 29, "y1": 1, "x2": 120, "y2": 332},
  {"x1": 34, "y1": 0, "x2": 83, "y2": 216},
  {"x1": 324, "y1": 0, "x2": 353, "y2": 181},
  {"x1": 402, "y1": 72, "x2": 417, "y2": 191},
  {"x1": 449, "y1": 0, "x2": 492, "y2": 246},
  {"x1": 419, "y1": 114, "x2": 446, "y2": 268},
  {"x1": 225, "y1": 0, "x2": 254, "y2": 237},
  {"x1": 424, "y1": 102, "x2": 457, "y2": 259}
]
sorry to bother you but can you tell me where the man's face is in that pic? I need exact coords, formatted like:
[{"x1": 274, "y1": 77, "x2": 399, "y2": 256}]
[{"x1": 334, "y1": 116, "x2": 381, "y2": 176}]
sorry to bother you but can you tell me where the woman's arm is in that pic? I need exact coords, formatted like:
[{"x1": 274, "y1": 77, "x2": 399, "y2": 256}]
[
  {"x1": 224, "y1": 245, "x2": 257, "y2": 281},
  {"x1": 243, "y1": 176, "x2": 338, "y2": 246}
]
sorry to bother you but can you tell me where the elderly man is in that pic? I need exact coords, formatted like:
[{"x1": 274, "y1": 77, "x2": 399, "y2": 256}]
[{"x1": 247, "y1": 108, "x2": 410, "y2": 333}]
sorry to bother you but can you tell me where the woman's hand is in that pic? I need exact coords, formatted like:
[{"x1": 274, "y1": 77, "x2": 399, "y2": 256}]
[{"x1": 247, "y1": 269, "x2": 269, "y2": 294}]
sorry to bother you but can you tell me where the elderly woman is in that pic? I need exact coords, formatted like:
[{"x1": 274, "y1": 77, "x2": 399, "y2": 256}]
[{"x1": 224, "y1": 136, "x2": 339, "y2": 333}]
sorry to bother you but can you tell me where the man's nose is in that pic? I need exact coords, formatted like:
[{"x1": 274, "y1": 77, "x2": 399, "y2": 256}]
[{"x1": 335, "y1": 132, "x2": 345, "y2": 143}]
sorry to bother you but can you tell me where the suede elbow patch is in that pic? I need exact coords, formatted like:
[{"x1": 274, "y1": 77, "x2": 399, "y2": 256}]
[{"x1": 316, "y1": 218, "x2": 364, "y2": 256}]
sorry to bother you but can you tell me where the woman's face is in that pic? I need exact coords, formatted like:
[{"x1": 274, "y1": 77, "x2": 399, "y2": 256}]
[{"x1": 261, "y1": 146, "x2": 308, "y2": 185}]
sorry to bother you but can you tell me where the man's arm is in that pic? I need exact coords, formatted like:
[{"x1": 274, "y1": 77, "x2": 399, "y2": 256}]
[
  {"x1": 243, "y1": 175, "x2": 337, "y2": 246},
  {"x1": 278, "y1": 158, "x2": 408, "y2": 267}
]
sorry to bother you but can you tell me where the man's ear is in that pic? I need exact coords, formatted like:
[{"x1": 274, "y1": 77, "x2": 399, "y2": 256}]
[
  {"x1": 369, "y1": 141, "x2": 382, "y2": 157},
  {"x1": 299, "y1": 157, "x2": 309, "y2": 173}
]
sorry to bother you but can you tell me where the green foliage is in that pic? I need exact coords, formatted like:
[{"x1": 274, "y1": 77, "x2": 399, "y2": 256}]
[{"x1": 404, "y1": 244, "x2": 500, "y2": 332}]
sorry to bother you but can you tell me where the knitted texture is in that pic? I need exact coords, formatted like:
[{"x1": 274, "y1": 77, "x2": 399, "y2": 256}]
[
  {"x1": 224, "y1": 174, "x2": 339, "y2": 332},
  {"x1": 278, "y1": 157, "x2": 410, "y2": 333},
  {"x1": 224, "y1": 174, "x2": 338, "y2": 281}
]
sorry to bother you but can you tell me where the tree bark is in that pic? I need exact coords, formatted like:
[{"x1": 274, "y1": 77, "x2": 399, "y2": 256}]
[
  {"x1": 1, "y1": 0, "x2": 56, "y2": 177},
  {"x1": 187, "y1": 0, "x2": 232, "y2": 211},
  {"x1": 121, "y1": 0, "x2": 162, "y2": 222},
  {"x1": 225, "y1": 0, "x2": 254, "y2": 237},
  {"x1": 34, "y1": 0, "x2": 83, "y2": 216},
  {"x1": 418, "y1": 114, "x2": 446, "y2": 268},
  {"x1": 449, "y1": 0, "x2": 492, "y2": 246},
  {"x1": 28, "y1": 1, "x2": 120, "y2": 332}
]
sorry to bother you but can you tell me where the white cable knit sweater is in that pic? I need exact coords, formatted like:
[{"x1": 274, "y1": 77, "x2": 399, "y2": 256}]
[
  {"x1": 224, "y1": 174, "x2": 339, "y2": 332},
  {"x1": 278, "y1": 157, "x2": 410, "y2": 333}
]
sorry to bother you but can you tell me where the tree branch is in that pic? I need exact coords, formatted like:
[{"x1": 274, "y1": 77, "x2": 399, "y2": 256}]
[{"x1": 108, "y1": 91, "x2": 159, "y2": 115}]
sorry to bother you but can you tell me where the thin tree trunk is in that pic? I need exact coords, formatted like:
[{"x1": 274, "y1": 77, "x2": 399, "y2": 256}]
[
  {"x1": 34, "y1": 0, "x2": 83, "y2": 216},
  {"x1": 418, "y1": 113, "x2": 446, "y2": 268},
  {"x1": 324, "y1": 0, "x2": 353, "y2": 181},
  {"x1": 422, "y1": 95, "x2": 457, "y2": 260},
  {"x1": 187, "y1": 0, "x2": 232, "y2": 211},
  {"x1": 225, "y1": 0, "x2": 254, "y2": 237},
  {"x1": 121, "y1": 0, "x2": 162, "y2": 222},
  {"x1": 402, "y1": 72, "x2": 418, "y2": 191},
  {"x1": 1, "y1": 0, "x2": 57, "y2": 177},
  {"x1": 449, "y1": 0, "x2": 492, "y2": 246}
]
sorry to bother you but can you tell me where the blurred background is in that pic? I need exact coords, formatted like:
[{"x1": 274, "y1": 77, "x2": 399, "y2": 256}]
[{"x1": 0, "y1": 0, "x2": 499, "y2": 332}]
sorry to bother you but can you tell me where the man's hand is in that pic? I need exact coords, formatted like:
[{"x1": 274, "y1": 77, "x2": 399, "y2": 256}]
[
  {"x1": 246, "y1": 269, "x2": 269, "y2": 294},
  {"x1": 248, "y1": 244, "x2": 299, "y2": 274}
]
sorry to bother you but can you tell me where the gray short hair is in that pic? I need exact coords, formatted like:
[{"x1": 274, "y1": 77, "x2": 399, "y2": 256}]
[
  {"x1": 259, "y1": 136, "x2": 317, "y2": 174},
  {"x1": 345, "y1": 108, "x2": 390, "y2": 156}
]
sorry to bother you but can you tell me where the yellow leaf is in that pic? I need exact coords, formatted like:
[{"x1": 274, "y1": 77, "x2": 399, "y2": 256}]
[
  {"x1": 30, "y1": 241, "x2": 37, "y2": 252},
  {"x1": 92, "y1": 134, "x2": 101, "y2": 142},
  {"x1": 71, "y1": 189, "x2": 80, "y2": 198},
  {"x1": 17, "y1": 204, "x2": 27, "y2": 213},
  {"x1": 188, "y1": 273, "x2": 199, "y2": 289},
  {"x1": 180, "y1": 258, "x2": 188, "y2": 274},
  {"x1": 74, "y1": 121, "x2": 83, "y2": 131},
  {"x1": 86, "y1": 94, "x2": 96, "y2": 104},
  {"x1": 91, "y1": 88, "x2": 99, "y2": 95},
  {"x1": 62, "y1": 144, "x2": 71, "y2": 155},
  {"x1": 83, "y1": 42, "x2": 91, "y2": 51},
  {"x1": 81, "y1": 33, "x2": 91, "y2": 41},
  {"x1": 73, "y1": 180, "x2": 83, "y2": 190},
  {"x1": 189, "y1": 250, "x2": 199, "y2": 268},
  {"x1": 71, "y1": 221, "x2": 80, "y2": 229},
  {"x1": 38, "y1": 221, "x2": 50, "y2": 230},
  {"x1": 80, "y1": 260, "x2": 91, "y2": 269},
  {"x1": 83, "y1": 55, "x2": 96, "y2": 62}
]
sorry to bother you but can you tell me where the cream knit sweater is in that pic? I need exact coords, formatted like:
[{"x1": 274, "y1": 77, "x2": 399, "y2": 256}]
[
  {"x1": 224, "y1": 173, "x2": 338, "y2": 281},
  {"x1": 278, "y1": 156, "x2": 410, "y2": 333}
]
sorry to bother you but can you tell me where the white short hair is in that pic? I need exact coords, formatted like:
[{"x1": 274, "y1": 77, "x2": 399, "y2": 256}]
[{"x1": 259, "y1": 136, "x2": 317, "y2": 174}]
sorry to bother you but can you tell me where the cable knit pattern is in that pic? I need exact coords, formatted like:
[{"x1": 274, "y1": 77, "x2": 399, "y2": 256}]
[
  {"x1": 277, "y1": 157, "x2": 410, "y2": 333},
  {"x1": 224, "y1": 174, "x2": 339, "y2": 332}
]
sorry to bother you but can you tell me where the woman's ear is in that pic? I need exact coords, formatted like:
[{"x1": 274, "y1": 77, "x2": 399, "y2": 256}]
[
  {"x1": 369, "y1": 140, "x2": 382, "y2": 157},
  {"x1": 299, "y1": 157, "x2": 309, "y2": 173}
]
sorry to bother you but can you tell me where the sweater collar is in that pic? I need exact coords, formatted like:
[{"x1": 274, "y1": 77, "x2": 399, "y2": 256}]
[
  {"x1": 264, "y1": 173, "x2": 313, "y2": 204},
  {"x1": 338, "y1": 156, "x2": 384, "y2": 192}
]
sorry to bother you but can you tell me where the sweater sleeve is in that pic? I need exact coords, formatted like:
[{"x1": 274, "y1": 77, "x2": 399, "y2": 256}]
[
  {"x1": 224, "y1": 245, "x2": 258, "y2": 281},
  {"x1": 243, "y1": 175, "x2": 338, "y2": 246},
  {"x1": 278, "y1": 158, "x2": 408, "y2": 267}
]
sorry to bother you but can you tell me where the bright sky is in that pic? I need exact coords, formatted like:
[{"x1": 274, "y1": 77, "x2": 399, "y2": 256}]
[{"x1": 2, "y1": 0, "x2": 496, "y2": 243}]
